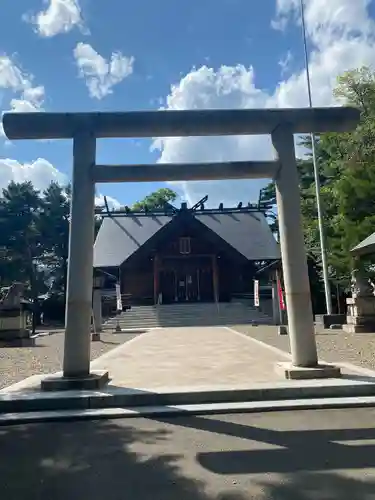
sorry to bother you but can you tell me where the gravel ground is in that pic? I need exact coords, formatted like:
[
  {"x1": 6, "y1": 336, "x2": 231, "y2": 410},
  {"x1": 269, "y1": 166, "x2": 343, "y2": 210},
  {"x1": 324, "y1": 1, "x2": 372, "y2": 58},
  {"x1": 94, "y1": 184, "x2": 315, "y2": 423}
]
[
  {"x1": 232, "y1": 324, "x2": 375, "y2": 370},
  {"x1": 0, "y1": 330, "x2": 141, "y2": 390}
]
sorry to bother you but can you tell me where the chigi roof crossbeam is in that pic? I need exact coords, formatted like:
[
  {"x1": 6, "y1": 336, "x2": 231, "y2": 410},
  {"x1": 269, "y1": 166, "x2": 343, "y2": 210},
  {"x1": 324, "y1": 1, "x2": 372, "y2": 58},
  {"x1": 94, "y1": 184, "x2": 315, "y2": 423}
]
[{"x1": 95, "y1": 195, "x2": 273, "y2": 217}]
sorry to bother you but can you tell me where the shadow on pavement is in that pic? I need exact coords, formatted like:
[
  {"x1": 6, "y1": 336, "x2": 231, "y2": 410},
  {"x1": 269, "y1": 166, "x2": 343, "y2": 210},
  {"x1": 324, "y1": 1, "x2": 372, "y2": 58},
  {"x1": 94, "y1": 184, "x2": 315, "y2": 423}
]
[
  {"x1": 154, "y1": 413, "x2": 375, "y2": 500},
  {"x1": 2, "y1": 411, "x2": 375, "y2": 499},
  {"x1": 0, "y1": 418, "x2": 245, "y2": 500}
]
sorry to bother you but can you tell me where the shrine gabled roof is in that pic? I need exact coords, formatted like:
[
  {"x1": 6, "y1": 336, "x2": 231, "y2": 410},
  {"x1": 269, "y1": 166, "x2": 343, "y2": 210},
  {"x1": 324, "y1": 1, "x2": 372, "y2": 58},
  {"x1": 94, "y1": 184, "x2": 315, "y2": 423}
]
[
  {"x1": 93, "y1": 211, "x2": 280, "y2": 268},
  {"x1": 351, "y1": 231, "x2": 375, "y2": 257},
  {"x1": 194, "y1": 211, "x2": 280, "y2": 261},
  {"x1": 93, "y1": 215, "x2": 173, "y2": 267}
]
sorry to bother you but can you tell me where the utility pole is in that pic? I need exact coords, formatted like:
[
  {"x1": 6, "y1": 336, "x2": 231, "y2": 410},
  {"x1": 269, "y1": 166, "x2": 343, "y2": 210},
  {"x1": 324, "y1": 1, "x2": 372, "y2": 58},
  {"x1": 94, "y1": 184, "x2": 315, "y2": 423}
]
[{"x1": 300, "y1": 0, "x2": 333, "y2": 315}]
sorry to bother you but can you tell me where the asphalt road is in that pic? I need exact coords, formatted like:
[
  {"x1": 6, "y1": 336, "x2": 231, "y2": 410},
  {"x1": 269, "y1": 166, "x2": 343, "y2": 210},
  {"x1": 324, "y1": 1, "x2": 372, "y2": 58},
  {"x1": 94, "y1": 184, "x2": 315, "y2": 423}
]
[{"x1": 2, "y1": 408, "x2": 375, "y2": 499}]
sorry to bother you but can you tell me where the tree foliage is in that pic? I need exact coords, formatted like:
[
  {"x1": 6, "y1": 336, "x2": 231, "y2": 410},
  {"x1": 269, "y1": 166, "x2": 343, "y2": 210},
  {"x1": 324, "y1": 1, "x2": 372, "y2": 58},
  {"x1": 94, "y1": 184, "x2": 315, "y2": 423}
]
[
  {"x1": 39, "y1": 182, "x2": 71, "y2": 296},
  {"x1": 132, "y1": 188, "x2": 177, "y2": 211},
  {"x1": 262, "y1": 66, "x2": 375, "y2": 305},
  {"x1": 0, "y1": 182, "x2": 71, "y2": 300},
  {"x1": 0, "y1": 184, "x2": 179, "y2": 303}
]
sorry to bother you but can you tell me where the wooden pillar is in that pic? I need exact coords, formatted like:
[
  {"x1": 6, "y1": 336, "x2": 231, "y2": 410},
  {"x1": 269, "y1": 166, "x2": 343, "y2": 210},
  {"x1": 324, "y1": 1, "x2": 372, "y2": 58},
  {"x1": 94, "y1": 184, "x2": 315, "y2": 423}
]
[
  {"x1": 153, "y1": 255, "x2": 159, "y2": 305},
  {"x1": 212, "y1": 255, "x2": 219, "y2": 303}
]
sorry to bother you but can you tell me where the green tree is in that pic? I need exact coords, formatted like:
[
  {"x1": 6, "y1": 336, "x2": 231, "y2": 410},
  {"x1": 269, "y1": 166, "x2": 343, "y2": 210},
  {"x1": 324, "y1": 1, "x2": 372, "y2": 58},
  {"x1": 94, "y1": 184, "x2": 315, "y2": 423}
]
[
  {"x1": 132, "y1": 188, "x2": 177, "y2": 211},
  {"x1": 0, "y1": 181, "x2": 46, "y2": 330},
  {"x1": 38, "y1": 182, "x2": 71, "y2": 297},
  {"x1": 259, "y1": 184, "x2": 278, "y2": 238},
  {"x1": 320, "y1": 67, "x2": 375, "y2": 282},
  {"x1": 261, "y1": 67, "x2": 375, "y2": 302}
]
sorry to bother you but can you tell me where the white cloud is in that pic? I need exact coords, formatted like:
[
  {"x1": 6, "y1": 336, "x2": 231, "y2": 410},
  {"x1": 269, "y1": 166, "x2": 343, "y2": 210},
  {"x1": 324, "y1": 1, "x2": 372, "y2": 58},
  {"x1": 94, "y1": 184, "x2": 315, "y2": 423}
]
[
  {"x1": 0, "y1": 158, "x2": 121, "y2": 209},
  {"x1": 0, "y1": 158, "x2": 67, "y2": 192},
  {"x1": 0, "y1": 56, "x2": 29, "y2": 91},
  {"x1": 154, "y1": 0, "x2": 375, "y2": 207},
  {"x1": 73, "y1": 43, "x2": 134, "y2": 99},
  {"x1": 0, "y1": 56, "x2": 45, "y2": 137},
  {"x1": 0, "y1": 53, "x2": 119, "y2": 207},
  {"x1": 273, "y1": 0, "x2": 374, "y2": 46},
  {"x1": 0, "y1": 54, "x2": 119, "y2": 206},
  {"x1": 279, "y1": 50, "x2": 294, "y2": 76},
  {"x1": 94, "y1": 194, "x2": 122, "y2": 210},
  {"x1": 27, "y1": 0, "x2": 85, "y2": 38},
  {"x1": 152, "y1": 65, "x2": 271, "y2": 207}
]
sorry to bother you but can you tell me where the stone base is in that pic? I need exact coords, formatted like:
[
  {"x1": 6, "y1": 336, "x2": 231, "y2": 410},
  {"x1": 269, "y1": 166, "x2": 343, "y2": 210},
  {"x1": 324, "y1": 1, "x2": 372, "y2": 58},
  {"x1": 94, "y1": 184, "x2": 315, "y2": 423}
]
[
  {"x1": 91, "y1": 332, "x2": 101, "y2": 342},
  {"x1": 276, "y1": 362, "x2": 342, "y2": 380},
  {"x1": 343, "y1": 323, "x2": 375, "y2": 334},
  {"x1": 0, "y1": 328, "x2": 31, "y2": 340},
  {"x1": 0, "y1": 337, "x2": 35, "y2": 347},
  {"x1": 315, "y1": 314, "x2": 346, "y2": 329},
  {"x1": 0, "y1": 329, "x2": 35, "y2": 347},
  {"x1": 41, "y1": 370, "x2": 109, "y2": 392},
  {"x1": 346, "y1": 315, "x2": 375, "y2": 326}
]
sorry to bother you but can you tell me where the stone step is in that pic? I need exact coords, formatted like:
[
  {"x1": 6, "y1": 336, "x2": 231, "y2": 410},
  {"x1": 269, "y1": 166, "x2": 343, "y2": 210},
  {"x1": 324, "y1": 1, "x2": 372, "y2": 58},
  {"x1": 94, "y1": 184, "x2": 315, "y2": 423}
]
[
  {"x1": 104, "y1": 320, "x2": 268, "y2": 328},
  {"x1": 116, "y1": 304, "x2": 260, "y2": 312},
  {"x1": 106, "y1": 312, "x2": 263, "y2": 318},
  {"x1": 105, "y1": 313, "x2": 269, "y2": 323},
  {"x1": 3, "y1": 382, "x2": 375, "y2": 415},
  {"x1": 110, "y1": 304, "x2": 265, "y2": 313},
  {"x1": 105, "y1": 315, "x2": 270, "y2": 322},
  {"x1": 102, "y1": 303, "x2": 272, "y2": 329},
  {"x1": 104, "y1": 318, "x2": 270, "y2": 329},
  {"x1": 105, "y1": 316, "x2": 265, "y2": 323}
]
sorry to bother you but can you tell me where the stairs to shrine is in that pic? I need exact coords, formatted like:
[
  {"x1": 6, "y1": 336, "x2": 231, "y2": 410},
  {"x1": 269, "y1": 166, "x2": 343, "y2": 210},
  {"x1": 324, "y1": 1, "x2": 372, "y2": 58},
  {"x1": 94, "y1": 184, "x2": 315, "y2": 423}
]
[{"x1": 103, "y1": 302, "x2": 272, "y2": 330}]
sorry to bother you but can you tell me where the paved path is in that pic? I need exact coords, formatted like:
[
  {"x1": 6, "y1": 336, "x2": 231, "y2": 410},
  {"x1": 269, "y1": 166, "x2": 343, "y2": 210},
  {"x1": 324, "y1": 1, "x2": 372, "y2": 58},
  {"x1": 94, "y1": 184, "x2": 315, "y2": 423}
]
[
  {"x1": 87, "y1": 325, "x2": 375, "y2": 390},
  {"x1": 5, "y1": 325, "x2": 375, "y2": 394},
  {"x1": 5, "y1": 322, "x2": 375, "y2": 394},
  {"x1": 2, "y1": 408, "x2": 375, "y2": 499},
  {"x1": 90, "y1": 326, "x2": 288, "y2": 389}
]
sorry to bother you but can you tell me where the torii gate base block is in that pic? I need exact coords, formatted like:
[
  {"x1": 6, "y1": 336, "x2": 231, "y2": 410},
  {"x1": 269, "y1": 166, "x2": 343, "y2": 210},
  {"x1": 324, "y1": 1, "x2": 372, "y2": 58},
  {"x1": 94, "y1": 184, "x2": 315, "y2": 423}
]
[{"x1": 41, "y1": 370, "x2": 109, "y2": 392}]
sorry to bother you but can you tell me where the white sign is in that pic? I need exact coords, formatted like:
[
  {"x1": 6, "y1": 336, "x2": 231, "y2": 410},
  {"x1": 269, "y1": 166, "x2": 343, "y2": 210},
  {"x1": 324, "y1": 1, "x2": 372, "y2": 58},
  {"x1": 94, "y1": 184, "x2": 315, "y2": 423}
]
[
  {"x1": 254, "y1": 280, "x2": 260, "y2": 307},
  {"x1": 115, "y1": 283, "x2": 122, "y2": 311}
]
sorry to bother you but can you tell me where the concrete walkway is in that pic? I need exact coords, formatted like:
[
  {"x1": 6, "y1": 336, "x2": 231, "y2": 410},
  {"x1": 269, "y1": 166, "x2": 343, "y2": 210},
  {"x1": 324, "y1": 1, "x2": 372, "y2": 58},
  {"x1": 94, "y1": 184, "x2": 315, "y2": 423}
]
[
  {"x1": 4, "y1": 325, "x2": 375, "y2": 393},
  {"x1": 3, "y1": 325, "x2": 375, "y2": 395},
  {"x1": 91, "y1": 326, "x2": 288, "y2": 389}
]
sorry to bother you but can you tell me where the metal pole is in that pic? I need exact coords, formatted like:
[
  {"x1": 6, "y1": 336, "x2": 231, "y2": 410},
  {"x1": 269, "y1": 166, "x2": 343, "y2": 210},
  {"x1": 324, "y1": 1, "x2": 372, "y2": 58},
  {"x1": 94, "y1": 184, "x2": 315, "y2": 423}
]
[{"x1": 300, "y1": 0, "x2": 333, "y2": 315}]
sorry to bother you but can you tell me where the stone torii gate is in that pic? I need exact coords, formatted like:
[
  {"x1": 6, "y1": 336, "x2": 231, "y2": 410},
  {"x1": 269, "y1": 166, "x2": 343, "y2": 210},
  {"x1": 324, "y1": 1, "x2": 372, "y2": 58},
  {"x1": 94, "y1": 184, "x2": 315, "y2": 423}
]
[{"x1": 3, "y1": 107, "x2": 359, "y2": 390}]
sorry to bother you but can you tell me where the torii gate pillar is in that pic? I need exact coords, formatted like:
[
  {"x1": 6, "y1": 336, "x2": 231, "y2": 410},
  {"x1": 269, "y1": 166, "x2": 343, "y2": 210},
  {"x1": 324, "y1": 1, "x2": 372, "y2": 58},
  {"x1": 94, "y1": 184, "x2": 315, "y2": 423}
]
[{"x1": 272, "y1": 127, "x2": 340, "y2": 379}]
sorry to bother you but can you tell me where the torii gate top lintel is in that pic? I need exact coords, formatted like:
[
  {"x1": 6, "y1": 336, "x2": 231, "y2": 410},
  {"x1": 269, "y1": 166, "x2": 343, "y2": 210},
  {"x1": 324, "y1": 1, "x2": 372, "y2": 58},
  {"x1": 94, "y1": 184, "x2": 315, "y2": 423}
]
[{"x1": 3, "y1": 106, "x2": 360, "y2": 141}]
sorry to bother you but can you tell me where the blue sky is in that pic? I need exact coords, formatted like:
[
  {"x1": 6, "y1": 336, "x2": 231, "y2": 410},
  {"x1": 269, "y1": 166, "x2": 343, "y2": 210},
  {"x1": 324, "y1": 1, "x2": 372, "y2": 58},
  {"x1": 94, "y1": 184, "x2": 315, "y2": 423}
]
[{"x1": 1, "y1": 0, "x2": 375, "y2": 208}]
